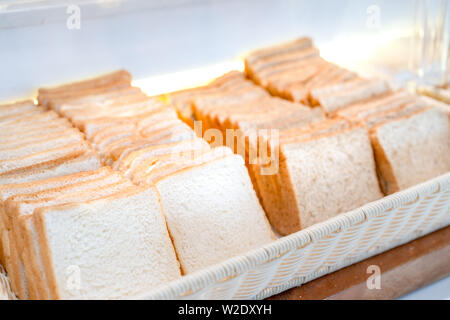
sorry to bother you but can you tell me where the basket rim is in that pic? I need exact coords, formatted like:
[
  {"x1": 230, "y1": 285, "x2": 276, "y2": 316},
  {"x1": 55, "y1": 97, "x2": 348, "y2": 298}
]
[{"x1": 134, "y1": 172, "x2": 450, "y2": 299}]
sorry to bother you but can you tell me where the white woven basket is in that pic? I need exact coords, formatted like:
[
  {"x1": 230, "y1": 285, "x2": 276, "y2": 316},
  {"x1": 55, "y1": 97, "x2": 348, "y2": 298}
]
[
  {"x1": 136, "y1": 172, "x2": 450, "y2": 300},
  {"x1": 1, "y1": 173, "x2": 448, "y2": 300}
]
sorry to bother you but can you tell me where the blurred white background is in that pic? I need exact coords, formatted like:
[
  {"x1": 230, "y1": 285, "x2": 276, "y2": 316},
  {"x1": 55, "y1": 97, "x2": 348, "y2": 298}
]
[{"x1": 0, "y1": 0, "x2": 429, "y2": 100}]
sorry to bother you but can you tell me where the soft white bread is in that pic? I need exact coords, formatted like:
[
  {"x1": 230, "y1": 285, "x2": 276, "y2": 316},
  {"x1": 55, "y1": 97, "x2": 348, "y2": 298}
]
[
  {"x1": 7, "y1": 176, "x2": 131, "y2": 299},
  {"x1": 370, "y1": 107, "x2": 450, "y2": 194},
  {"x1": 263, "y1": 126, "x2": 383, "y2": 235},
  {"x1": 0, "y1": 142, "x2": 91, "y2": 174},
  {"x1": 133, "y1": 146, "x2": 233, "y2": 185},
  {"x1": 0, "y1": 152, "x2": 101, "y2": 185},
  {"x1": 0, "y1": 100, "x2": 36, "y2": 118},
  {"x1": 38, "y1": 70, "x2": 132, "y2": 108},
  {"x1": 310, "y1": 79, "x2": 391, "y2": 115},
  {"x1": 0, "y1": 168, "x2": 112, "y2": 299},
  {"x1": 33, "y1": 186, "x2": 181, "y2": 299},
  {"x1": 114, "y1": 138, "x2": 210, "y2": 176},
  {"x1": 0, "y1": 132, "x2": 85, "y2": 161},
  {"x1": 155, "y1": 154, "x2": 274, "y2": 274}
]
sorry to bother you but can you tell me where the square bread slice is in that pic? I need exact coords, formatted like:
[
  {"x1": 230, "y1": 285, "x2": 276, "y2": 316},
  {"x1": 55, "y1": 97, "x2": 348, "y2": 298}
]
[
  {"x1": 0, "y1": 132, "x2": 85, "y2": 161},
  {"x1": 370, "y1": 107, "x2": 450, "y2": 194},
  {"x1": 0, "y1": 152, "x2": 101, "y2": 185},
  {"x1": 33, "y1": 186, "x2": 181, "y2": 299},
  {"x1": 0, "y1": 142, "x2": 91, "y2": 174},
  {"x1": 9, "y1": 177, "x2": 131, "y2": 300},
  {"x1": 0, "y1": 100, "x2": 37, "y2": 118},
  {"x1": 0, "y1": 168, "x2": 112, "y2": 299},
  {"x1": 154, "y1": 154, "x2": 275, "y2": 274},
  {"x1": 261, "y1": 126, "x2": 383, "y2": 235},
  {"x1": 135, "y1": 146, "x2": 233, "y2": 185},
  {"x1": 310, "y1": 78, "x2": 391, "y2": 115}
]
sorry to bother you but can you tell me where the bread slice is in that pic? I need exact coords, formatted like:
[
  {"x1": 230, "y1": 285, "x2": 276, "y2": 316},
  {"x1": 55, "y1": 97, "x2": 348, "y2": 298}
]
[
  {"x1": 0, "y1": 152, "x2": 101, "y2": 185},
  {"x1": 33, "y1": 186, "x2": 181, "y2": 299},
  {"x1": 0, "y1": 167, "x2": 111, "y2": 299},
  {"x1": 38, "y1": 70, "x2": 132, "y2": 108},
  {"x1": 336, "y1": 90, "x2": 415, "y2": 121},
  {"x1": 261, "y1": 126, "x2": 383, "y2": 235},
  {"x1": 53, "y1": 86, "x2": 143, "y2": 112},
  {"x1": 154, "y1": 154, "x2": 274, "y2": 274},
  {"x1": 114, "y1": 138, "x2": 210, "y2": 177},
  {"x1": 310, "y1": 78, "x2": 391, "y2": 115},
  {"x1": 0, "y1": 118, "x2": 73, "y2": 137},
  {"x1": 0, "y1": 126, "x2": 79, "y2": 148},
  {"x1": 0, "y1": 100, "x2": 36, "y2": 118},
  {"x1": 0, "y1": 108, "x2": 45, "y2": 124},
  {"x1": 134, "y1": 146, "x2": 233, "y2": 185},
  {"x1": 0, "y1": 111, "x2": 61, "y2": 128},
  {"x1": 370, "y1": 107, "x2": 450, "y2": 194},
  {"x1": 6, "y1": 173, "x2": 127, "y2": 299},
  {"x1": 0, "y1": 141, "x2": 91, "y2": 174},
  {"x1": 0, "y1": 132, "x2": 85, "y2": 161}
]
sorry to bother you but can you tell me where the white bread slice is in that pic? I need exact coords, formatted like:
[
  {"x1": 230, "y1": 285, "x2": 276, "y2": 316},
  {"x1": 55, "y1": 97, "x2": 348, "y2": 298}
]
[
  {"x1": 0, "y1": 110, "x2": 61, "y2": 126},
  {"x1": 0, "y1": 132, "x2": 85, "y2": 161},
  {"x1": 0, "y1": 167, "x2": 112, "y2": 267},
  {"x1": 335, "y1": 90, "x2": 415, "y2": 121},
  {"x1": 310, "y1": 79, "x2": 391, "y2": 115},
  {"x1": 0, "y1": 126, "x2": 79, "y2": 148},
  {"x1": 0, "y1": 118, "x2": 73, "y2": 137},
  {"x1": 115, "y1": 138, "x2": 210, "y2": 177},
  {"x1": 38, "y1": 70, "x2": 132, "y2": 108},
  {"x1": 370, "y1": 107, "x2": 450, "y2": 194},
  {"x1": 140, "y1": 147, "x2": 233, "y2": 185},
  {"x1": 266, "y1": 126, "x2": 383, "y2": 235},
  {"x1": 0, "y1": 152, "x2": 101, "y2": 185},
  {"x1": 0, "y1": 167, "x2": 110, "y2": 299},
  {"x1": 155, "y1": 154, "x2": 274, "y2": 274},
  {"x1": 7, "y1": 174, "x2": 127, "y2": 299},
  {"x1": 79, "y1": 107, "x2": 167, "y2": 139},
  {"x1": 6, "y1": 179, "x2": 132, "y2": 300},
  {"x1": 0, "y1": 142, "x2": 91, "y2": 174},
  {"x1": 0, "y1": 108, "x2": 45, "y2": 124},
  {"x1": 0, "y1": 100, "x2": 36, "y2": 118},
  {"x1": 33, "y1": 186, "x2": 181, "y2": 299},
  {"x1": 51, "y1": 86, "x2": 142, "y2": 112}
]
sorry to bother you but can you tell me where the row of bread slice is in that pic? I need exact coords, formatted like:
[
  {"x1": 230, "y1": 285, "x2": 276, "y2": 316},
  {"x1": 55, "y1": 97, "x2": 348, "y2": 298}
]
[
  {"x1": 0, "y1": 99, "x2": 103, "y2": 298},
  {"x1": 0, "y1": 153, "x2": 275, "y2": 300},
  {"x1": 255, "y1": 91, "x2": 449, "y2": 235},
  {"x1": 244, "y1": 37, "x2": 392, "y2": 116},
  {"x1": 0, "y1": 167, "x2": 181, "y2": 299},
  {"x1": 187, "y1": 79, "x2": 383, "y2": 235},
  {"x1": 27, "y1": 71, "x2": 275, "y2": 298},
  {"x1": 37, "y1": 71, "x2": 208, "y2": 173},
  {"x1": 181, "y1": 69, "x2": 449, "y2": 236}
]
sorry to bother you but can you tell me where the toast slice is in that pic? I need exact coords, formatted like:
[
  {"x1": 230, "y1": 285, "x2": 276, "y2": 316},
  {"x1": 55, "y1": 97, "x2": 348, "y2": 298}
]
[
  {"x1": 5, "y1": 173, "x2": 132, "y2": 298},
  {"x1": 370, "y1": 107, "x2": 450, "y2": 194},
  {"x1": 261, "y1": 126, "x2": 382, "y2": 235},
  {"x1": 154, "y1": 154, "x2": 274, "y2": 274},
  {"x1": 33, "y1": 186, "x2": 181, "y2": 299},
  {"x1": 0, "y1": 152, "x2": 101, "y2": 185},
  {"x1": 0, "y1": 167, "x2": 111, "y2": 299}
]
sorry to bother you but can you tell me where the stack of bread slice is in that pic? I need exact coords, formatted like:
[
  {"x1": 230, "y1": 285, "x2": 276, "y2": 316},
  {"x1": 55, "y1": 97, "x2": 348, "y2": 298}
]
[
  {"x1": 0, "y1": 167, "x2": 181, "y2": 299},
  {"x1": 33, "y1": 71, "x2": 275, "y2": 294},
  {"x1": 244, "y1": 37, "x2": 392, "y2": 115},
  {"x1": 167, "y1": 71, "x2": 268, "y2": 129},
  {"x1": 335, "y1": 91, "x2": 450, "y2": 194}
]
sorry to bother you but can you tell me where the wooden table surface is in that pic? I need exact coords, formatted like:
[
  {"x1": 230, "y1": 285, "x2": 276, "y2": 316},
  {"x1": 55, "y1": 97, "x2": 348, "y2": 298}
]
[{"x1": 268, "y1": 226, "x2": 450, "y2": 300}]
